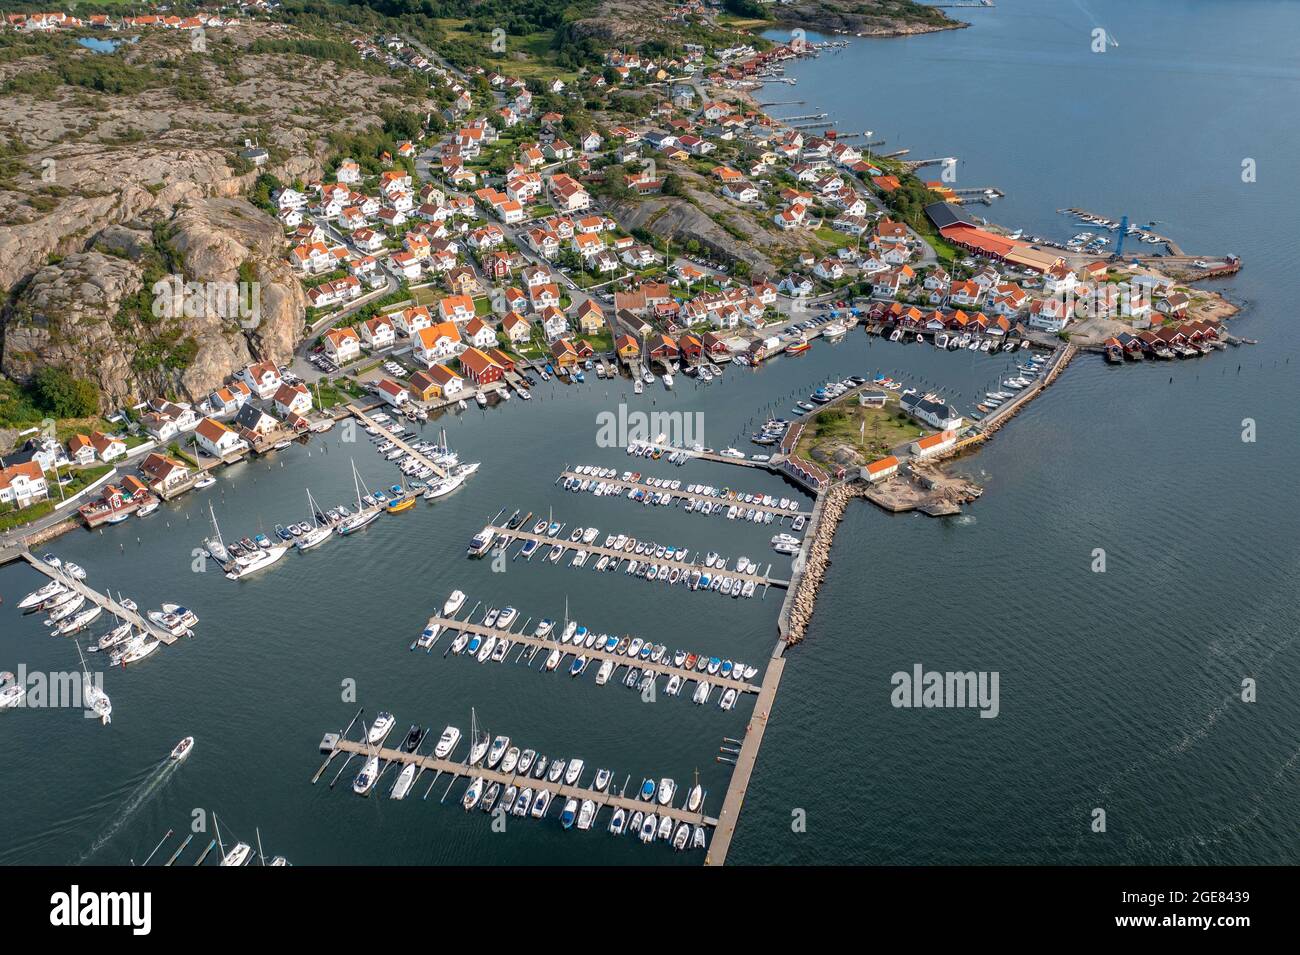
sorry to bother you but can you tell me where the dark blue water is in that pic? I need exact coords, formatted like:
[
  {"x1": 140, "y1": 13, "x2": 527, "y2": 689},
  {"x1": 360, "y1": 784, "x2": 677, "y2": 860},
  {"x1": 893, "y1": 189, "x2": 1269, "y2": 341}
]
[
  {"x1": 2, "y1": 0, "x2": 1295, "y2": 865},
  {"x1": 730, "y1": 0, "x2": 1298, "y2": 864}
]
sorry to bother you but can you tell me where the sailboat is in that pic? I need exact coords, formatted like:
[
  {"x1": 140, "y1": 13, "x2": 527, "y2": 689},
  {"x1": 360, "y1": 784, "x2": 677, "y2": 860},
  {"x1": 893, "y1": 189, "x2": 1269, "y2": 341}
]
[
  {"x1": 336, "y1": 459, "x2": 382, "y2": 536},
  {"x1": 295, "y1": 488, "x2": 332, "y2": 551},
  {"x1": 203, "y1": 502, "x2": 230, "y2": 563},
  {"x1": 75, "y1": 639, "x2": 111, "y2": 725},
  {"x1": 466, "y1": 707, "x2": 489, "y2": 766}
]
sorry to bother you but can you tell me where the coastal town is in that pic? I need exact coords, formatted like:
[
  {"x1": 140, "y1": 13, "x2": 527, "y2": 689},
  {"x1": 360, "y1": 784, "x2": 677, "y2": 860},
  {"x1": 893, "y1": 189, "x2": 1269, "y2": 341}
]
[{"x1": 0, "y1": 0, "x2": 1261, "y2": 878}]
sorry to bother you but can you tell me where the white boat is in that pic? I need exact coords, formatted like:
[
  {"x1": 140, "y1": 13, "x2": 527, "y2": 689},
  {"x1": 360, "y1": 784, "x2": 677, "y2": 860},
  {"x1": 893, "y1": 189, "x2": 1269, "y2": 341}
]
[
  {"x1": 435, "y1": 725, "x2": 461, "y2": 758},
  {"x1": 442, "y1": 591, "x2": 466, "y2": 617},
  {"x1": 0, "y1": 682, "x2": 26, "y2": 709},
  {"x1": 46, "y1": 593, "x2": 86, "y2": 623},
  {"x1": 461, "y1": 777, "x2": 484, "y2": 810},
  {"x1": 487, "y1": 734, "x2": 510, "y2": 768},
  {"x1": 296, "y1": 488, "x2": 333, "y2": 551},
  {"x1": 390, "y1": 763, "x2": 416, "y2": 800},
  {"x1": 577, "y1": 799, "x2": 596, "y2": 830},
  {"x1": 171, "y1": 736, "x2": 195, "y2": 761},
  {"x1": 220, "y1": 842, "x2": 253, "y2": 866},
  {"x1": 224, "y1": 543, "x2": 288, "y2": 580},
  {"x1": 194, "y1": 474, "x2": 216, "y2": 490},
  {"x1": 136, "y1": 499, "x2": 160, "y2": 518},
  {"x1": 336, "y1": 459, "x2": 382, "y2": 536},
  {"x1": 657, "y1": 778, "x2": 677, "y2": 807},
  {"x1": 55, "y1": 604, "x2": 102, "y2": 635},
  {"x1": 564, "y1": 758, "x2": 584, "y2": 786},
  {"x1": 345, "y1": 752, "x2": 377, "y2": 795},
  {"x1": 367, "y1": 711, "x2": 395, "y2": 745},
  {"x1": 118, "y1": 636, "x2": 160, "y2": 665},
  {"x1": 662, "y1": 373, "x2": 674, "y2": 389},
  {"x1": 686, "y1": 783, "x2": 703, "y2": 813},
  {"x1": 17, "y1": 580, "x2": 64, "y2": 610}
]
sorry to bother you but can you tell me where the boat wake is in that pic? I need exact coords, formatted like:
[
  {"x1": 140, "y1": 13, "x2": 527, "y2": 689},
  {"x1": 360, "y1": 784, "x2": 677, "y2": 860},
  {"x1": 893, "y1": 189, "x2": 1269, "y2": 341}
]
[{"x1": 74, "y1": 756, "x2": 185, "y2": 864}]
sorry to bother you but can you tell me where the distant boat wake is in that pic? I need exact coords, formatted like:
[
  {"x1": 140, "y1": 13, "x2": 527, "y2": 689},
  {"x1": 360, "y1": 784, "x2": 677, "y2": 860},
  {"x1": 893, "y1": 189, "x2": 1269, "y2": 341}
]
[{"x1": 74, "y1": 756, "x2": 184, "y2": 865}]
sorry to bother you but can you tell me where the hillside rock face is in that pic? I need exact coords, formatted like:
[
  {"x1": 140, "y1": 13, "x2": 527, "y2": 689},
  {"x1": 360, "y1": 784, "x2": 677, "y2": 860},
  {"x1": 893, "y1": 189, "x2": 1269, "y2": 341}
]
[
  {"x1": 4, "y1": 198, "x2": 307, "y2": 408},
  {"x1": 609, "y1": 195, "x2": 778, "y2": 276}
]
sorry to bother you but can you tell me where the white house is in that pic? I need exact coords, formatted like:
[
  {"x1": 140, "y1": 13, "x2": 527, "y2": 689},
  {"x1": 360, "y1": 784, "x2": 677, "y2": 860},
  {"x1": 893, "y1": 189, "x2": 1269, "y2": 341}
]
[{"x1": 194, "y1": 417, "x2": 248, "y2": 458}]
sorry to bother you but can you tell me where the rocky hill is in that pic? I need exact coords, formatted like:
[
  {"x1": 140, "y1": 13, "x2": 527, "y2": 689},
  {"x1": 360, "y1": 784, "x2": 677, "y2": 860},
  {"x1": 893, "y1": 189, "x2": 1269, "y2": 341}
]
[{"x1": 0, "y1": 22, "x2": 424, "y2": 410}]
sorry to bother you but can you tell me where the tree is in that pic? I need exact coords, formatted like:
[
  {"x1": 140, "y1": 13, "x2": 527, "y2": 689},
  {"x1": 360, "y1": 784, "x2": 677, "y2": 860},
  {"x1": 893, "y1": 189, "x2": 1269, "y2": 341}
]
[{"x1": 31, "y1": 367, "x2": 100, "y2": 418}]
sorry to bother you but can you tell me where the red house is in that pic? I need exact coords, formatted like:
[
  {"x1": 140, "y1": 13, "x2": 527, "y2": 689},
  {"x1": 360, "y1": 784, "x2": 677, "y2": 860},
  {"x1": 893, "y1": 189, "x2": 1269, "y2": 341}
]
[{"x1": 459, "y1": 347, "x2": 504, "y2": 385}]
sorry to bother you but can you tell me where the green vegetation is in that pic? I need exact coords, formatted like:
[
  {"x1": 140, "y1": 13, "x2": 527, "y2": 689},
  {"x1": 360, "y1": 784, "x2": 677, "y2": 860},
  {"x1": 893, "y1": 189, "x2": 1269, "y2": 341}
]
[
  {"x1": 797, "y1": 397, "x2": 925, "y2": 463},
  {"x1": 29, "y1": 368, "x2": 101, "y2": 419}
]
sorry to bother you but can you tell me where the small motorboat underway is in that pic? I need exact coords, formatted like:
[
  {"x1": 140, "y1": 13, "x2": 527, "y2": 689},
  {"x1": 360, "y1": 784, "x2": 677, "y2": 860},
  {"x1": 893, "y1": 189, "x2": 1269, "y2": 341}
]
[{"x1": 171, "y1": 736, "x2": 195, "y2": 761}]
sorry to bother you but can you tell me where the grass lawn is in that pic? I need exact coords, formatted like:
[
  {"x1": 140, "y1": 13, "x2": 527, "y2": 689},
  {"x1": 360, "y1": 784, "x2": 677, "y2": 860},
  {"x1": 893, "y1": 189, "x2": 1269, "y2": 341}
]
[{"x1": 796, "y1": 400, "x2": 928, "y2": 463}]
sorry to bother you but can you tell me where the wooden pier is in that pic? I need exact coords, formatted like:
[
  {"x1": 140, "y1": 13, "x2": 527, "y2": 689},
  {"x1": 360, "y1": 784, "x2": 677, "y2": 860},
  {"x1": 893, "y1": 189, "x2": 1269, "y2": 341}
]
[
  {"x1": 422, "y1": 613, "x2": 762, "y2": 695},
  {"x1": 317, "y1": 735, "x2": 719, "y2": 831},
  {"x1": 347, "y1": 405, "x2": 448, "y2": 479},
  {"x1": 487, "y1": 524, "x2": 791, "y2": 589},
  {"x1": 556, "y1": 470, "x2": 810, "y2": 518},
  {"x1": 16, "y1": 551, "x2": 177, "y2": 645},
  {"x1": 704, "y1": 654, "x2": 786, "y2": 866}
]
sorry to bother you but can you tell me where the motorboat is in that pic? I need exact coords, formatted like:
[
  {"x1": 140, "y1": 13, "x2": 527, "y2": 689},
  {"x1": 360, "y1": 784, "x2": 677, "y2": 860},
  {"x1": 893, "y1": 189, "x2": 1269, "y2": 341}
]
[
  {"x1": 368, "y1": 711, "x2": 395, "y2": 745},
  {"x1": 564, "y1": 758, "x2": 584, "y2": 786},
  {"x1": 577, "y1": 799, "x2": 596, "y2": 830},
  {"x1": 17, "y1": 580, "x2": 64, "y2": 610},
  {"x1": 560, "y1": 798, "x2": 579, "y2": 829},
  {"x1": 462, "y1": 777, "x2": 485, "y2": 810},
  {"x1": 639, "y1": 813, "x2": 658, "y2": 844},
  {"x1": 609, "y1": 807, "x2": 627, "y2": 835},
  {"x1": 487, "y1": 735, "x2": 510, "y2": 769},
  {"x1": 530, "y1": 789, "x2": 552, "y2": 818},
  {"x1": 639, "y1": 778, "x2": 656, "y2": 801},
  {"x1": 435, "y1": 725, "x2": 461, "y2": 758},
  {"x1": 171, "y1": 736, "x2": 195, "y2": 761},
  {"x1": 657, "y1": 778, "x2": 677, "y2": 807},
  {"x1": 390, "y1": 763, "x2": 416, "y2": 800}
]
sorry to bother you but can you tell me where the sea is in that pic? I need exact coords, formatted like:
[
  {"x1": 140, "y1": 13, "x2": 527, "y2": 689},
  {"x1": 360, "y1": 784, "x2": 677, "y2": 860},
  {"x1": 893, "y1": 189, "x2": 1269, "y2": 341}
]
[{"x1": 0, "y1": 0, "x2": 1294, "y2": 865}]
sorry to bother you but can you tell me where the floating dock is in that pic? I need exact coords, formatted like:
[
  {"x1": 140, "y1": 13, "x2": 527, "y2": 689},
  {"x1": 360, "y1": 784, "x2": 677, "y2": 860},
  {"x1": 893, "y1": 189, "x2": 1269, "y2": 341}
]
[
  {"x1": 556, "y1": 469, "x2": 810, "y2": 519},
  {"x1": 347, "y1": 404, "x2": 448, "y2": 479},
  {"x1": 312, "y1": 724, "x2": 719, "y2": 840},
  {"x1": 485, "y1": 523, "x2": 791, "y2": 589},
  {"x1": 16, "y1": 551, "x2": 177, "y2": 645},
  {"x1": 421, "y1": 611, "x2": 763, "y2": 696}
]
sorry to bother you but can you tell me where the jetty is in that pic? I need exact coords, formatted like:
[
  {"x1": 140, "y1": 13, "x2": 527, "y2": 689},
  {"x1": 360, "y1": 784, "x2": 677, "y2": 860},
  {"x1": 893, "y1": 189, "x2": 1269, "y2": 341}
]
[
  {"x1": 346, "y1": 404, "x2": 448, "y2": 479},
  {"x1": 312, "y1": 722, "x2": 720, "y2": 834},
  {"x1": 14, "y1": 550, "x2": 178, "y2": 645},
  {"x1": 422, "y1": 612, "x2": 762, "y2": 695},
  {"x1": 555, "y1": 469, "x2": 810, "y2": 518},
  {"x1": 486, "y1": 523, "x2": 791, "y2": 589}
]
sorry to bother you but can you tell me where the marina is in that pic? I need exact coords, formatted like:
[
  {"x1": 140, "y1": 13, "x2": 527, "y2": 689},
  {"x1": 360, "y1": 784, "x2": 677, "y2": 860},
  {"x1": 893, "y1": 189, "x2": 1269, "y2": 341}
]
[
  {"x1": 312, "y1": 712, "x2": 718, "y2": 851},
  {"x1": 477, "y1": 516, "x2": 791, "y2": 591},
  {"x1": 412, "y1": 607, "x2": 764, "y2": 697},
  {"x1": 1, "y1": 0, "x2": 1293, "y2": 873},
  {"x1": 555, "y1": 468, "x2": 811, "y2": 519}
]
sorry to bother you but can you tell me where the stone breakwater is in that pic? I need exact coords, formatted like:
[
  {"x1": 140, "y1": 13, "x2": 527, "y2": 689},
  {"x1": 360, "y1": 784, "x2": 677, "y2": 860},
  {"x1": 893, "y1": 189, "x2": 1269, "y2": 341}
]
[{"x1": 783, "y1": 482, "x2": 862, "y2": 646}]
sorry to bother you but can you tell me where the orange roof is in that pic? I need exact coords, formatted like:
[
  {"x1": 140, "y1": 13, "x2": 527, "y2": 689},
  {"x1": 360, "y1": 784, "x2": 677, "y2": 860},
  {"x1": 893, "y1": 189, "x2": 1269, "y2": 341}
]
[{"x1": 865, "y1": 455, "x2": 899, "y2": 475}]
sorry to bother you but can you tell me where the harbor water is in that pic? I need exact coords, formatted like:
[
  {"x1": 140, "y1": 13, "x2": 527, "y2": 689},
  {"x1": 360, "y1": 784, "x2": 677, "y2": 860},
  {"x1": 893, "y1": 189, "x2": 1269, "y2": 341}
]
[{"x1": 1, "y1": 0, "x2": 1296, "y2": 865}]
